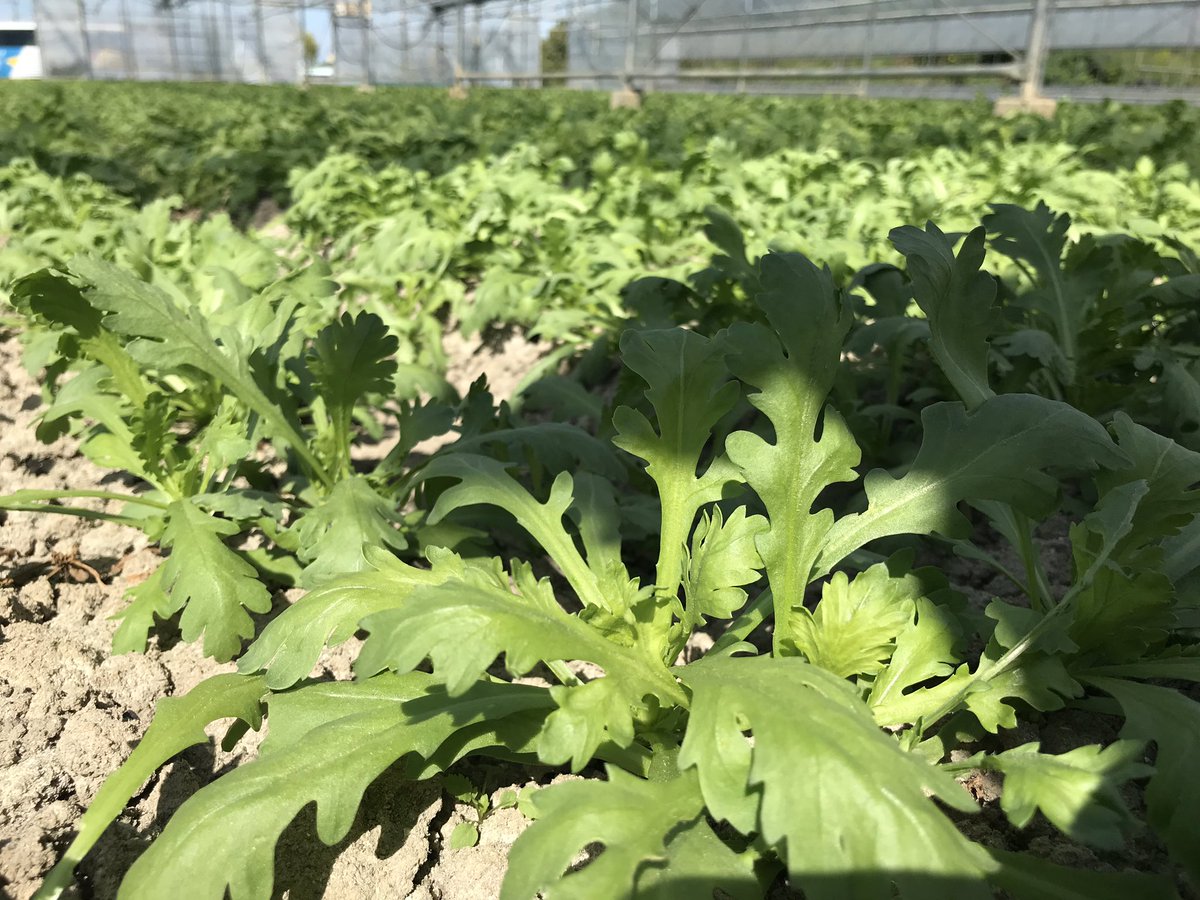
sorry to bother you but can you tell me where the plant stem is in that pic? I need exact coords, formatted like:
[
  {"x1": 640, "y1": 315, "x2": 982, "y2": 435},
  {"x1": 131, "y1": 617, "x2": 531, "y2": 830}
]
[
  {"x1": 0, "y1": 488, "x2": 170, "y2": 510},
  {"x1": 1012, "y1": 511, "x2": 1053, "y2": 613}
]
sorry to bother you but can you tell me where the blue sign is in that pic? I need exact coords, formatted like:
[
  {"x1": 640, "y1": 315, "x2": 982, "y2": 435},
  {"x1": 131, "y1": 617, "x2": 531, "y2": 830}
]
[{"x1": 0, "y1": 46, "x2": 22, "y2": 78}]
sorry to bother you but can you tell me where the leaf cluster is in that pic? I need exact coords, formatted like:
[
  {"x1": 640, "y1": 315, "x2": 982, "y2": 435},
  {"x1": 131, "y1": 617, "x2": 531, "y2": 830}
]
[{"x1": 39, "y1": 214, "x2": 1200, "y2": 900}]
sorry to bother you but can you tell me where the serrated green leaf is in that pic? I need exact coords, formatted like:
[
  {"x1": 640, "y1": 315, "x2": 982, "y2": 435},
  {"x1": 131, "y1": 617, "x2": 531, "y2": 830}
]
[
  {"x1": 111, "y1": 564, "x2": 169, "y2": 655},
  {"x1": 129, "y1": 393, "x2": 179, "y2": 483},
  {"x1": 613, "y1": 328, "x2": 740, "y2": 601},
  {"x1": 984, "y1": 203, "x2": 1095, "y2": 385},
  {"x1": 118, "y1": 674, "x2": 547, "y2": 900},
  {"x1": 307, "y1": 311, "x2": 398, "y2": 476},
  {"x1": 356, "y1": 580, "x2": 685, "y2": 768},
  {"x1": 890, "y1": 222, "x2": 996, "y2": 409},
  {"x1": 1060, "y1": 478, "x2": 1174, "y2": 662},
  {"x1": 66, "y1": 256, "x2": 330, "y2": 486},
  {"x1": 185, "y1": 397, "x2": 254, "y2": 487},
  {"x1": 159, "y1": 500, "x2": 272, "y2": 662},
  {"x1": 1085, "y1": 677, "x2": 1200, "y2": 881},
  {"x1": 703, "y1": 205, "x2": 752, "y2": 274},
  {"x1": 996, "y1": 328, "x2": 1069, "y2": 380},
  {"x1": 239, "y1": 549, "x2": 467, "y2": 690},
  {"x1": 293, "y1": 475, "x2": 407, "y2": 588},
  {"x1": 985, "y1": 600, "x2": 1076, "y2": 657},
  {"x1": 1161, "y1": 358, "x2": 1200, "y2": 449},
  {"x1": 12, "y1": 268, "x2": 149, "y2": 407},
  {"x1": 679, "y1": 657, "x2": 994, "y2": 900},
  {"x1": 35, "y1": 674, "x2": 267, "y2": 900},
  {"x1": 540, "y1": 678, "x2": 637, "y2": 770},
  {"x1": 819, "y1": 394, "x2": 1128, "y2": 571},
  {"x1": 681, "y1": 506, "x2": 767, "y2": 632},
  {"x1": 419, "y1": 455, "x2": 608, "y2": 612},
  {"x1": 725, "y1": 252, "x2": 859, "y2": 654},
  {"x1": 567, "y1": 472, "x2": 628, "y2": 584},
  {"x1": 34, "y1": 366, "x2": 149, "y2": 480},
  {"x1": 518, "y1": 374, "x2": 605, "y2": 422},
  {"x1": 882, "y1": 635, "x2": 1083, "y2": 733},
  {"x1": 1097, "y1": 413, "x2": 1200, "y2": 556},
  {"x1": 869, "y1": 597, "x2": 962, "y2": 723},
  {"x1": 636, "y1": 814, "x2": 764, "y2": 900},
  {"x1": 375, "y1": 398, "x2": 457, "y2": 480},
  {"x1": 307, "y1": 310, "x2": 398, "y2": 418},
  {"x1": 971, "y1": 652, "x2": 1082, "y2": 731},
  {"x1": 1161, "y1": 515, "x2": 1200, "y2": 584},
  {"x1": 1069, "y1": 565, "x2": 1173, "y2": 663},
  {"x1": 969, "y1": 741, "x2": 1152, "y2": 848},
  {"x1": 791, "y1": 563, "x2": 921, "y2": 679},
  {"x1": 501, "y1": 767, "x2": 706, "y2": 900}
]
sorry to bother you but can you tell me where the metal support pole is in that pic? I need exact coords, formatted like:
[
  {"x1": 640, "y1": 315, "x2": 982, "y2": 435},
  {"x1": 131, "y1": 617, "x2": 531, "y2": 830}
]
[
  {"x1": 120, "y1": 0, "x2": 138, "y2": 79},
  {"x1": 297, "y1": 0, "x2": 306, "y2": 84},
  {"x1": 858, "y1": 0, "x2": 878, "y2": 97},
  {"x1": 737, "y1": 0, "x2": 749, "y2": 93},
  {"x1": 437, "y1": 9, "x2": 447, "y2": 83},
  {"x1": 522, "y1": 0, "x2": 530, "y2": 86},
  {"x1": 207, "y1": 0, "x2": 221, "y2": 80},
  {"x1": 167, "y1": 4, "x2": 182, "y2": 79},
  {"x1": 182, "y1": 5, "x2": 200, "y2": 77},
  {"x1": 363, "y1": 7, "x2": 374, "y2": 87},
  {"x1": 465, "y1": 61, "x2": 1021, "y2": 84},
  {"x1": 399, "y1": 2, "x2": 408, "y2": 80},
  {"x1": 221, "y1": 0, "x2": 235, "y2": 80},
  {"x1": 455, "y1": 0, "x2": 465, "y2": 84},
  {"x1": 622, "y1": 0, "x2": 637, "y2": 88},
  {"x1": 75, "y1": 0, "x2": 93, "y2": 78},
  {"x1": 253, "y1": 0, "x2": 267, "y2": 79},
  {"x1": 1021, "y1": 0, "x2": 1052, "y2": 101},
  {"x1": 473, "y1": 1, "x2": 481, "y2": 75}
]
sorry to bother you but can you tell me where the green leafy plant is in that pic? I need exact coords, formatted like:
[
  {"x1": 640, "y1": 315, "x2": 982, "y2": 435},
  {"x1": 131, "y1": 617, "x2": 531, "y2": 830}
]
[
  {"x1": 39, "y1": 223, "x2": 1199, "y2": 899},
  {"x1": 0, "y1": 258, "x2": 461, "y2": 660}
]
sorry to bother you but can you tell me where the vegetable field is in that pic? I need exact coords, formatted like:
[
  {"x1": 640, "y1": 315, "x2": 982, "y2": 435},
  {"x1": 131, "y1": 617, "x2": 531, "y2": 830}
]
[{"x1": 2, "y1": 83, "x2": 1199, "y2": 900}]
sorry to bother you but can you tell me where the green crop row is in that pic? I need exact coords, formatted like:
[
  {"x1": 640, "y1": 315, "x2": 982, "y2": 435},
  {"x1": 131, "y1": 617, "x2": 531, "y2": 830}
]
[
  {"x1": 1, "y1": 84, "x2": 1197, "y2": 899},
  {"x1": 3, "y1": 81, "x2": 1200, "y2": 216}
]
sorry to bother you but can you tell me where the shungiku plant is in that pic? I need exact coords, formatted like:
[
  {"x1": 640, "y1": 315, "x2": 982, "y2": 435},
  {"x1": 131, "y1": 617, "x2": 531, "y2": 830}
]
[{"x1": 37, "y1": 221, "x2": 1199, "y2": 900}]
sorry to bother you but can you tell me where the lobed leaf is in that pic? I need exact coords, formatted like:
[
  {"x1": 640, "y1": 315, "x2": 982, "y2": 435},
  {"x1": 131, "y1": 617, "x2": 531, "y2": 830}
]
[
  {"x1": 357, "y1": 580, "x2": 686, "y2": 768},
  {"x1": 790, "y1": 563, "x2": 922, "y2": 679},
  {"x1": 613, "y1": 328, "x2": 741, "y2": 600},
  {"x1": 724, "y1": 251, "x2": 859, "y2": 652},
  {"x1": 35, "y1": 675, "x2": 268, "y2": 900},
  {"x1": 502, "y1": 767, "x2": 708, "y2": 900},
  {"x1": 868, "y1": 596, "x2": 962, "y2": 721},
  {"x1": 818, "y1": 394, "x2": 1129, "y2": 571},
  {"x1": 238, "y1": 548, "x2": 475, "y2": 689},
  {"x1": 890, "y1": 222, "x2": 996, "y2": 409},
  {"x1": 679, "y1": 657, "x2": 995, "y2": 900},
  {"x1": 1085, "y1": 677, "x2": 1200, "y2": 881},
  {"x1": 963, "y1": 741, "x2": 1152, "y2": 849},
  {"x1": 118, "y1": 675, "x2": 549, "y2": 900},
  {"x1": 419, "y1": 454, "x2": 609, "y2": 611},
  {"x1": 158, "y1": 500, "x2": 273, "y2": 662},
  {"x1": 681, "y1": 505, "x2": 767, "y2": 632},
  {"x1": 307, "y1": 310, "x2": 398, "y2": 423},
  {"x1": 292, "y1": 475, "x2": 407, "y2": 588}
]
